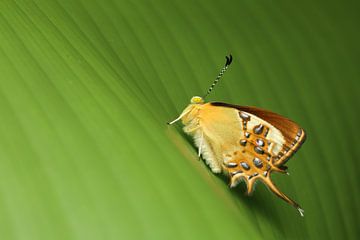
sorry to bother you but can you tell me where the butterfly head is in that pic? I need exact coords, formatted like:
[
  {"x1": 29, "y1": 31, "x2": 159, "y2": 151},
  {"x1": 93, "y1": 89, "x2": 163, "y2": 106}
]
[{"x1": 191, "y1": 96, "x2": 204, "y2": 104}]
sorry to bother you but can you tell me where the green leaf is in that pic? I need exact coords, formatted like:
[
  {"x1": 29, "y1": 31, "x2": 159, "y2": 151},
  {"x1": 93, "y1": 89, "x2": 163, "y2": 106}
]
[{"x1": 0, "y1": 0, "x2": 358, "y2": 239}]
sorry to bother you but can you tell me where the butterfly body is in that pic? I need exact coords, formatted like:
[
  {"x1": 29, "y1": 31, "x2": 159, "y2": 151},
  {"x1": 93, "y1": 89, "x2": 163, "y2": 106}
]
[
  {"x1": 181, "y1": 102, "x2": 243, "y2": 173},
  {"x1": 168, "y1": 55, "x2": 306, "y2": 216}
]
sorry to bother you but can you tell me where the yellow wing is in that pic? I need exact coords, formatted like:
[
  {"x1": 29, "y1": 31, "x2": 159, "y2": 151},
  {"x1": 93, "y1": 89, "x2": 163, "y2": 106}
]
[{"x1": 197, "y1": 102, "x2": 306, "y2": 216}]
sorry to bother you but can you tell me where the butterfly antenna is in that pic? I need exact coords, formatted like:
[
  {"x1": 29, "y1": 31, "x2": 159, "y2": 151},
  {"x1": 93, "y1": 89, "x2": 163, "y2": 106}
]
[{"x1": 203, "y1": 54, "x2": 233, "y2": 99}]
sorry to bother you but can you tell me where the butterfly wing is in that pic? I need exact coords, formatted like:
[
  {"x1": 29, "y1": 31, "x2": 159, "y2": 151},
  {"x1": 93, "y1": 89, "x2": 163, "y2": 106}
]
[
  {"x1": 210, "y1": 102, "x2": 306, "y2": 166},
  {"x1": 208, "y1": 102, "x2": 306, "y2": 216}
]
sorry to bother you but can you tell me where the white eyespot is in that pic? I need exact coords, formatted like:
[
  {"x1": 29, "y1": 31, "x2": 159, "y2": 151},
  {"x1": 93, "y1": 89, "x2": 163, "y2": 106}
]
[{"x1": 190, "y1": 96, "x2": 204, "y2": 104}]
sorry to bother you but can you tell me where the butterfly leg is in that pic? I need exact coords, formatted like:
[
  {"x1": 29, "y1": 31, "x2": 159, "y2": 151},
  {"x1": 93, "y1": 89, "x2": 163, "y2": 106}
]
[
  {"x1": 184, "y1": 125, "x2": 201, "y2": 133},
  {"x1": 198, "y1": 131, "x2": 204, "y2": 159},
  {"x1": 261, "y1": 176, "x2": 304, "y2": 216}
]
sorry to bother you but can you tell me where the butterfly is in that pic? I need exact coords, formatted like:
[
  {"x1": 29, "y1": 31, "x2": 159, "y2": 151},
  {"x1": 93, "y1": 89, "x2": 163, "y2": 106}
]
[{"x1": 168, "y1": 55, "x2": 306, "y2": 216}]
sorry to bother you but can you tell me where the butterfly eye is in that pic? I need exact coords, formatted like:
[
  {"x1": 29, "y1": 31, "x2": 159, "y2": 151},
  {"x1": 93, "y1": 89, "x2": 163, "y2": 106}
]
[{"x1": 191, "y1": 96, "x2": 204, "y2": 104}]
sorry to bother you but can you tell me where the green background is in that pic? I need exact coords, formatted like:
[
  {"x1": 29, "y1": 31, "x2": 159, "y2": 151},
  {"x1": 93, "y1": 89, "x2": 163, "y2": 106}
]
[{"x1": 0, "y1": 0, "x2": 359, "y2": 239}]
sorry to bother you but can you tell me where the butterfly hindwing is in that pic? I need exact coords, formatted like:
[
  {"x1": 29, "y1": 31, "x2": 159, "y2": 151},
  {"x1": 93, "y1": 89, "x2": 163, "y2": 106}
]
[{"x1": 208, "y1": 102, "x2": 305, "y2": 215}]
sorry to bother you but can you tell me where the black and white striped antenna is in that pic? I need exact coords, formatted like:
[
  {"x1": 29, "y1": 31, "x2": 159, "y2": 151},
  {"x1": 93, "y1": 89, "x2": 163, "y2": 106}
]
[{"x1": 203, "y1": 54, "x2": 233, "y2": 99}]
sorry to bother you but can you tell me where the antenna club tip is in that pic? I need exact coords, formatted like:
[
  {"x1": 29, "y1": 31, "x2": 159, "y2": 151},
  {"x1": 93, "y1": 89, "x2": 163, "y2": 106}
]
[{"x1": 225, "y1": 54, "x2": 233, "y2": 66}]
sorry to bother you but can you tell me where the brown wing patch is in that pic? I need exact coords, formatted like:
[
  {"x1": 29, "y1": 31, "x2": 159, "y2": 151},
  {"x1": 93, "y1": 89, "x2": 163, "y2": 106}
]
[{"x1": 211, "y1": 102, "x2": 306, "y2": 166}]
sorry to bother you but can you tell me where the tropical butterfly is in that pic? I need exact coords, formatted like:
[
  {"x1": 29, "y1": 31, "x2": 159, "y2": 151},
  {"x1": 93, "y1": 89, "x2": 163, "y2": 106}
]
[{"x1": 168, "y1": 55, "x2": 306, "y2": 216}]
